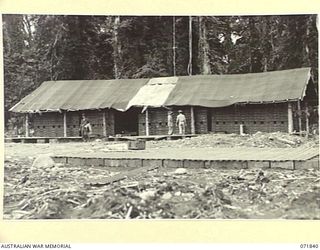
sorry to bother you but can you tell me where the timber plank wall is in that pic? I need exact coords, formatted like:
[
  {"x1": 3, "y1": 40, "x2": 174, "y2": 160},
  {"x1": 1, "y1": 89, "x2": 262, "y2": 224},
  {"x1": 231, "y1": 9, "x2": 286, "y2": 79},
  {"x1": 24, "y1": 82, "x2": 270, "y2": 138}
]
[
  {"x1": 31, "y1": 103, "x2": 297, "y2": 137},
  {"x1": 211, "y1": 103, "x2": 288, "y2": 134},
  {"x1": 33, "y1": 109, "x2": 115, "y2": 137},
  {"x1": 138, "y1": 107, "x2": 208, "y2": 135}
]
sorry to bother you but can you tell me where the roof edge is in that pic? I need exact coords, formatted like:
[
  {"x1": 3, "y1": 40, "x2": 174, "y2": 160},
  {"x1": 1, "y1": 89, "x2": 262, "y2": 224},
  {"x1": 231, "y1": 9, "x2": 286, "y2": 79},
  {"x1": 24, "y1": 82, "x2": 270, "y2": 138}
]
[{"x1": 299, "y1": 68, "x2": 312, "y2": 100}]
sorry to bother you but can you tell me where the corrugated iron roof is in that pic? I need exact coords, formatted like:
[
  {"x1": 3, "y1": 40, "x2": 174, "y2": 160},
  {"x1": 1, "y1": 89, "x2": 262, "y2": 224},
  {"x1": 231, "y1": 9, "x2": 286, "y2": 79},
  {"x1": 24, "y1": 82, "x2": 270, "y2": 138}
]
[
  {"x1": 164, "y1": 67, "x2": 311, "y2": 107},
  {"x1": 10, "y1": 68, "x2": 311, "y2": 113},
  {"x1": 10, "y1": 78, "x2": 149, "y2": 113}
]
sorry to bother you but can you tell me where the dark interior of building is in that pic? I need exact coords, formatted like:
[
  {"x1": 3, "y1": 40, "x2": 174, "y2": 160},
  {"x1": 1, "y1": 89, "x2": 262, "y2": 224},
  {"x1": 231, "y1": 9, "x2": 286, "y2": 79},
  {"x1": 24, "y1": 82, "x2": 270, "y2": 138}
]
[{"x1": 114, "y1": 108, "x2": 140, "y2": 135}]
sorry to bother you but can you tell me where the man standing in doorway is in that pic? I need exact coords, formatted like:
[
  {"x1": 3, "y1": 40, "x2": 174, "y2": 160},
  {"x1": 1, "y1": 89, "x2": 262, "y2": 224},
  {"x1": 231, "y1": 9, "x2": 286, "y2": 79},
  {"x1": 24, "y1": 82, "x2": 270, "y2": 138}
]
[
  {"x1": 167, "y1": 110, "x2": 174, "y2": 135},
  {"x1": 176, "y1": 110, "x2": 186, "y2": 135}
]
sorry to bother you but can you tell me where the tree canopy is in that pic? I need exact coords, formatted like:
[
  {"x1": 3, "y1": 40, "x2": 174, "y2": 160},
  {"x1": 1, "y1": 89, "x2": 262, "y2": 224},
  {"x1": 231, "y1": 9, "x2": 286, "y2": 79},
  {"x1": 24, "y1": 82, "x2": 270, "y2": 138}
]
[{"x1": 3, "y1": 14, "x2": 318, "y2": 124}]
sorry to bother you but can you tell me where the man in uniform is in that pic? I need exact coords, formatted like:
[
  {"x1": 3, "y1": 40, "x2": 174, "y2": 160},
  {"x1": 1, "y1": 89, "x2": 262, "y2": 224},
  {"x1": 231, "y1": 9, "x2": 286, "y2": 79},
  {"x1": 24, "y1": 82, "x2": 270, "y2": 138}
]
[
  {"x1": 167, "y1": 111, "x2": 174, "y2": 135},
  {"x1": 176, "y1": 110, "x2": 186, "y2": 135}
]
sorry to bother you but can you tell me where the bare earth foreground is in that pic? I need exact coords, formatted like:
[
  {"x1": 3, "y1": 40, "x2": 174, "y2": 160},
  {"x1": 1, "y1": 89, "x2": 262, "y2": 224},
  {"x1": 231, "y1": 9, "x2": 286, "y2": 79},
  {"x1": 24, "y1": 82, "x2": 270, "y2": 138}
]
[{"x1": 4, "y1": 132, "x2": 320, "y2": 219}]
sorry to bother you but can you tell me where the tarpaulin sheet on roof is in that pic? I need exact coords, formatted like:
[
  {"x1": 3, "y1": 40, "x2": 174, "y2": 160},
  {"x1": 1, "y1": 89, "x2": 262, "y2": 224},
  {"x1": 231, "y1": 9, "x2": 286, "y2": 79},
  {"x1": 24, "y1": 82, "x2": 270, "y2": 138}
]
[
  {"x1": 10, "y1": 79, "x2": 149, "y2": 112},
  {"x1": 164, "y1": 68, "x2": 311, "y2": 107},
  {"x1": 10, "y1": 68, "x2": 311, "y2": 113},
  {"x1": 126, "y1": 77, "x2": 178, "y2": 109}
]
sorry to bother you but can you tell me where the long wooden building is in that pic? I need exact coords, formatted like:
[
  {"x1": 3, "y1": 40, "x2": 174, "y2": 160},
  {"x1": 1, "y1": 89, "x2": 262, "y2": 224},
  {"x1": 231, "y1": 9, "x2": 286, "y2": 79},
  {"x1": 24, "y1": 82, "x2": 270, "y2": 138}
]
[{"x1": 9, "y1": 68, "x2": 317, "y2": 137}]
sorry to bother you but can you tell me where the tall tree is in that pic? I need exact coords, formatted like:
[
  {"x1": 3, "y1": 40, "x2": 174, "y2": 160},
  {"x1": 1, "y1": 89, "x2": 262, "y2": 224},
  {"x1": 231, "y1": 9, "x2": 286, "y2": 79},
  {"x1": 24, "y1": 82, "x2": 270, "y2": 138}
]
[
  {"x1": 198, "y1": 16, "x2": 212, "y2": 74},
  {"x1": 3, "y1": 14, "x2": 36, "y2": 123}
]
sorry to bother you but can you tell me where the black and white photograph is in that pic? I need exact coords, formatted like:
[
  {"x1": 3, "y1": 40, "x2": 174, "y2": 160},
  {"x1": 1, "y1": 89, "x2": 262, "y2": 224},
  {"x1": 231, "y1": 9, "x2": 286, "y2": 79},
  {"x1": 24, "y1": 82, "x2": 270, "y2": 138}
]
[{"x1": 3, "y1": 14, "x2": 319, "y2": 220}]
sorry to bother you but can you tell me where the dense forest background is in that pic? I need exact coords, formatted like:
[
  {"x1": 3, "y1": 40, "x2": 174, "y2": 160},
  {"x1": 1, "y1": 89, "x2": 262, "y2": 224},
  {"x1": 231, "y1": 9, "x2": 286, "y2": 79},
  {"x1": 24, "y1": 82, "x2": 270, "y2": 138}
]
[{"x1": 2, "y1": 14, "x2": 319, "y2": 125}]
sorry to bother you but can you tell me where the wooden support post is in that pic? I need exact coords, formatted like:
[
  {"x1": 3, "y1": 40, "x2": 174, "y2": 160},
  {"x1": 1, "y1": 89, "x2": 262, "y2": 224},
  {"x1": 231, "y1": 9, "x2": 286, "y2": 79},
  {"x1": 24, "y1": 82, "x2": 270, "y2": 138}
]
[
  {"x1": 102, "y1": 110, "x2": 107, "y2": 137},
  {"x1": 145, "y1": 108, "x2": 150, "y2": 136},
  {"x1": 188, "y1": 16, "x2": 194, "y2": 135},
  {"x1": 288, "y1": 103, "x2": 293, "y2": 134},
  {"x1": 305, "y1": 105, "x2": 309, "y2": 138},
  {"x1": 25, "y1": 113, "x2": 29, "y2": 137},
  {"x1": 190, "y1": 106, "x2": 195, "y2": 134},
  {"x1": 63, "y1": 111, "x2": 67, "y2": 137},
  {"x1": 297, "y1": 99, "x2": 302, "y2": 134}
]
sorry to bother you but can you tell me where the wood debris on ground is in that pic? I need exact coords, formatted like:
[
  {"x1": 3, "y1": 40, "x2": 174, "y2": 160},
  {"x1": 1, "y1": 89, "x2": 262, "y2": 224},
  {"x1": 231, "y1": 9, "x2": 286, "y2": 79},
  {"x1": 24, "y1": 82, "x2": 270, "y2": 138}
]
[
  {"x1": 3, "y1": 156, "x2": 319, "y2": 219},
  {"x1": 4, "y1": 133, "x2": 319, "y2": 219}
]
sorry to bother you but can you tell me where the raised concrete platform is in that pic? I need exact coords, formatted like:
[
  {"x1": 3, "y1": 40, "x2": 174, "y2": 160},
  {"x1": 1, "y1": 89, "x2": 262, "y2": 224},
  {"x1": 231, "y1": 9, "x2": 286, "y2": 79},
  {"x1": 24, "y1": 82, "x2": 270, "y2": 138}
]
[
  {"x1": 53, "y1": 147, "x2": 320, "y2": 170},
  {"x1": 5, "y1": 134, "x2": 197, "y2": 143},
  {"x1": 107, "y1": 134, "x2": 197, "y2": 141},
  {"x1": 5, "y1": 136, "x2": 83, "y2": 143}
]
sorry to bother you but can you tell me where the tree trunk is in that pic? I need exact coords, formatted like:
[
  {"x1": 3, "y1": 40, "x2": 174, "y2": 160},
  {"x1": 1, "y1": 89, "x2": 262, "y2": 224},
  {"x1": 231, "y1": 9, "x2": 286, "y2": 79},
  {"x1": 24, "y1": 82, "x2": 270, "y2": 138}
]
[
  {"x1": 187, "y1": 16, "x2": 193, "y2": 76},
  {"x1": 172, "y1": 16, "x2": 176, "y2": 76},
  {"x1": 248, "y1": 17, "x2": 255, "y2": 73},
  {"x1": 262, "y1": 16, "x2": 270, "y2": 72},
  {"x1": 198, "y1": 17, "x2": 211, "y2": 74},
  {"x1": 23, "y1": 15, "x2": 33, "y2": 48},
  {"x1": 304, "y1": 15, "x2": 317, "y2": 95},
  {"x1": 113, "y1": 16, "x2": 122, "y2": 79}
]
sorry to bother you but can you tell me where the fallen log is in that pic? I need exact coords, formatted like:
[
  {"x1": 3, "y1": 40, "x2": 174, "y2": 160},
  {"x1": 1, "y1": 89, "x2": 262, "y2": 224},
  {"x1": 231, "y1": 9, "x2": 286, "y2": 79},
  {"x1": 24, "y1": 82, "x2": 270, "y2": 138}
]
[
  {"x1": 87, "y1": 165, "x2": 159, "y2": 186},
  {"x1": 275, "y1": 137, "x2": 296, "y2": 145}
]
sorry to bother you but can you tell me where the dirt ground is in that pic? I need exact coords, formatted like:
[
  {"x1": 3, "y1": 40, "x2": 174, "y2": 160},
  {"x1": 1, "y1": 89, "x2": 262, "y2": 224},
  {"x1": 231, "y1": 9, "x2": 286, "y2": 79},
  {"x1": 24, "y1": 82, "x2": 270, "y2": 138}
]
[{"x1": 3, "y1": 132, "x2": 320, "y2": 219}]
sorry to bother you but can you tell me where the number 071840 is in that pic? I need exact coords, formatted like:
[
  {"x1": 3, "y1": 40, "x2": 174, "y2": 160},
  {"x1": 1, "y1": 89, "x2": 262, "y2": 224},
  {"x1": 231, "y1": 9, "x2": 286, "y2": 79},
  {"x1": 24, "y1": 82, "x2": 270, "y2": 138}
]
[{"x1": 300, "y1": 244, "x2": 319, "y2": 248}]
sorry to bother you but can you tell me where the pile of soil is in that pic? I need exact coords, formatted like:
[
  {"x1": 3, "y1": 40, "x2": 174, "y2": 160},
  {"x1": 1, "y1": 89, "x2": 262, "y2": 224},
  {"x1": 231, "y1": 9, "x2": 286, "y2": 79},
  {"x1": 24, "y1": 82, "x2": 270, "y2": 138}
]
[{"x1": 148, "y1": 132, "x2": 319, "y2": 149}]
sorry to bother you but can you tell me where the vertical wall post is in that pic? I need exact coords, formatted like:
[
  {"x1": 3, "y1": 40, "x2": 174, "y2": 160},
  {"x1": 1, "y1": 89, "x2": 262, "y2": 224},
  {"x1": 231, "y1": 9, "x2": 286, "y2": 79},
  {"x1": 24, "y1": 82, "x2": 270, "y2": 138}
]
[
  {"x1": 145, "y1": 108, "x2": 150, "y2": 136},
  {"x1": 25, "y1": 113, "x2": 29, "y2": 137},
  {"x1": 188, "y1": 16, "x2": 194, "y2": 135},
  {"x1": 190, "y1": 106, "x2": 195, "y2": 134},
  {"x1": 305, "y1": 105, "x2": 310, "y2": 138},
  {"x1": 102, "y1": 110, "x2": 107, "y2": 137},
  {"x1": 108, "y1": 110, "x2": 115, "y2": 136},
  {"x1": 63, "y1": 111, "x2": 67, "y2": 137},
  {"x1": 288, "y1": 103, "x2": 293, "y2": 134},
  {"x1": 297, "y1": 99, "x2": 302, "y2": 133}
]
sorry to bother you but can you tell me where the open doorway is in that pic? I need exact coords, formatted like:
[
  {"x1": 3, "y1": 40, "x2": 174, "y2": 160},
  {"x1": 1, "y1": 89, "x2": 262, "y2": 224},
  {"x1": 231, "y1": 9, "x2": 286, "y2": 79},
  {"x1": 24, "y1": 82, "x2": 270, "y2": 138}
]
[{"x1": 114, "y1": 108, "x2": 140, "y2": 135}]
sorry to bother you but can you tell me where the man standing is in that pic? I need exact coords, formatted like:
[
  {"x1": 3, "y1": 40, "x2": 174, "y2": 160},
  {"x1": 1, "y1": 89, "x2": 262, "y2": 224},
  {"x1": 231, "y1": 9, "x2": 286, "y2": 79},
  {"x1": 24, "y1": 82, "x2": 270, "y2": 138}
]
[
  {"x1": 167, "y1": 111, "x2": 174, "y2": 135},
  {"x1": 80, "y1": 113, "x2": 91, "y2": 141},
  {"x1": 176, "y1": 110, "x2": 186, "y2": 135}
]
